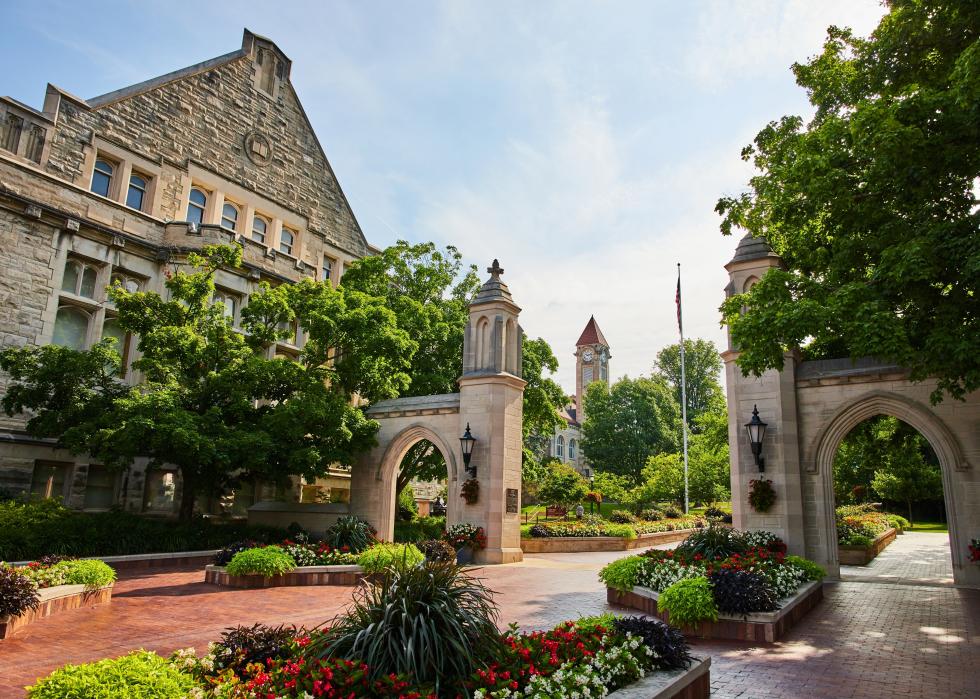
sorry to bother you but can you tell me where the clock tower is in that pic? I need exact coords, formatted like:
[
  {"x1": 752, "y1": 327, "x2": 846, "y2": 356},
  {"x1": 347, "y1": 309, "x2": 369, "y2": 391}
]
[{"x1": 575, "y1": 316, "x2": 610, "y2": 422}]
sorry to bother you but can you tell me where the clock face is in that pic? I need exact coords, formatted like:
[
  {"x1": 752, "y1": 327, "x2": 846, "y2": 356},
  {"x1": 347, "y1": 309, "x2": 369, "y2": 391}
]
[{"x1": 582, "y1": 349, "x2": 594, "y2": 362}]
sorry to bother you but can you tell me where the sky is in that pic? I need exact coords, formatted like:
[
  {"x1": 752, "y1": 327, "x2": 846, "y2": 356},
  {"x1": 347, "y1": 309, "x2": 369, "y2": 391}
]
[{"x1": 1, "y1": 1, "x2": 886, "y2": 394}]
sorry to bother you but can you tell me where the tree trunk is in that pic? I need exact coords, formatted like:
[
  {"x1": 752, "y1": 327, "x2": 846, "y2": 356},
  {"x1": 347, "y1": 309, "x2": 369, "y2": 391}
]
[
  {"x1": 907, "y1": 499, "x2": 914, "y2": 526},
  {"x1": 178, "y1": 471, "x2": 197, "y2": 522}
]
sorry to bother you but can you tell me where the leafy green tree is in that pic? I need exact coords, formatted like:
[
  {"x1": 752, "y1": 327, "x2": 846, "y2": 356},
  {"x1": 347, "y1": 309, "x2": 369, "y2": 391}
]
[
  {"x1": 716, "y1": 1, "x2": 980, "y2": 402},
  {"x1": 537, "y1": 461, "x2": 589, "y2": 508},
  {"x1": 872, "y1": 447, "x2": 943, "y2": 525},
  {"x1": 593, "y1": 471, "x2": 631, "y2": 503},
  {"x1": 521, "y1": 336, "x2": 569, "y2": 439},
  {"x1": 581, "y1": 376, "x2": 681, "y2": 484},
  {"x1": 653, "y1": 339, "x2": 725, "y2": 431},
  {"x1": 1, "y1": 245, "x2": 411, "y2": 520}
]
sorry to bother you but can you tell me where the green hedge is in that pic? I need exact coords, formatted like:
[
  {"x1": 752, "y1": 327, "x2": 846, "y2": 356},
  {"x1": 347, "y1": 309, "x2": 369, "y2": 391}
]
[
  {"x1": 0, "y1": 499, "x2": 289, "y2": 561},
  {"x1": 27, "y1": 650, "x2": 196, "y2": 698}
]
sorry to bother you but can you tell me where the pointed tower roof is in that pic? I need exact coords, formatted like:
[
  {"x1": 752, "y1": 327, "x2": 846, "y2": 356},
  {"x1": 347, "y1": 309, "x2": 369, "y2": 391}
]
[
  {"x1": 473, "y1": 259, "x2": 514, "y2": 304},
  {"x1": 576, "y1": 316, "x2": 608, "y2": 347}
]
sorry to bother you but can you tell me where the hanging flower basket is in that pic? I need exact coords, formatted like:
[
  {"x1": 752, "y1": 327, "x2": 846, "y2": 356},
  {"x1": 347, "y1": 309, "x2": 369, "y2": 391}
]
[
  {"x1": 460, "y1": 478, "x2": 479, "y2": 505},
  {"x1": 969, "y1": 539, "x2": 980, "y2": 564},
  {"x1": 748, "y1": 478, "x2": 776, "y2": 513}
]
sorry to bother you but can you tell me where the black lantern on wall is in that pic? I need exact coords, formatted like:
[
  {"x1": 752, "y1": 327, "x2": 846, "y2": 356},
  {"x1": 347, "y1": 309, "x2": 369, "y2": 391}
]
[
  {"x1": 744, "y1": 405, "x2": 768, "y2": 472},
  {"x1": 459, "y1": 423, "x2": 477, "y2": 478}
]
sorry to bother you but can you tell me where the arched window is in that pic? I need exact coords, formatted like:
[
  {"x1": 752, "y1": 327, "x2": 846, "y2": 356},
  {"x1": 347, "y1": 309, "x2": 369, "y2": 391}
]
[
  {"x1": 91, "y1": 159, "x2": 113, "y2": 197},
  {"x1": 52, "y1": 306, "x2": 91, "y2": 349},
  {"x1": 221, "y1": 202, "x2": 239, "y2": 232},
  {"x1": 187, "y1": 187, "x2": 207, "y2": 225},
  {"x1": 252, "y1": 215, "x2": 268, "y2": 244},
  {"x1": 126, "y1": 174, "x2": 147, "y2": 211},
  {"x1": 279, "y1": 228, "x2": 295, "y2": 256},
  {"x1": 213, "y1": 290, "x2": 238, "y2": 323},
  {"x1": 569, "y1": 439, "x2": 577, "y2": 460},
  {"x1": 109, "y1": 273, "x2": 142, "y2": 294},
  {"x1": 61, "y1": 259, "x2": 99, "y2": 299},
  {"x1": 556, "y1": 435, "x2": 565, "y2": 459},
  {"x1": 101, "y1": 317, "x2": 132, "y2": 377}
]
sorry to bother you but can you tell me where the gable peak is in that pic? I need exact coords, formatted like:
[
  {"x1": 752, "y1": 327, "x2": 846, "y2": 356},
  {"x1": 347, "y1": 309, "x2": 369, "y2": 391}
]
[{"x1": 576, "y1": 315, "x2": 608, "y2": 348}]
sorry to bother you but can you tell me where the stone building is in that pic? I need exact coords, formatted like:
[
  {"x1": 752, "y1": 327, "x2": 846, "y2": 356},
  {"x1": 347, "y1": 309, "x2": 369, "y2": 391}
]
[
  {"x1": 545, "y1": 315, "x2": 611, "y2": 477},
  {"x1": 0, "y1": 30, "x2": 370, "y2": 515}
]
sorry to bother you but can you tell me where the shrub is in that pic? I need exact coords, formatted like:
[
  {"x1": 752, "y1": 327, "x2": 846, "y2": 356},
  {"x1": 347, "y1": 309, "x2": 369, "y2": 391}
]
[
  {"x1": 417, "y1": 538, "x2": 455, "y2": 563},
  {"x1": 27, "y1": 650, "x2": 196, "y2": 698},
  {"x1": 657, "y1": 577, "x2": 718, "y2": 628},
  {"x1": 603, "y1": 523, "x2": 638, "y2": 539},
  {"x1": 60, "y1": 559, "x2": 116, "y2": 588},
  {"x1": 213, "y1": 540, "x2": 257, "y2": 566},
  {"x1": 703, "y1": 506, "x2": 726, "y2": 519},
  {"x1": 225, "y1": 546, "x2": 296, "y2": 577},
  {"x1": 393, "y1": 515, "x2": 446, "y2": 543},
  {"x1": 677, "y1": 524, "x2": 746, "y2": 559},
  {"x1": 209, "y1": 623, "x2": 296, "y2": 673},
  {"x1": 640, "y1": 508, "x2": 663, "y2": 521},
  {"x1": 598, "y1": 555, "x2": 646, "y2": 592},
  {"x1": 529, "y1": 523, "x2": 551, "y2": 538},
  {"x1": 785, "y1": 555, "x2": 826, "y2": 582},
  {"x1": 0, "y1": 567, "x2": 40, "y2": 618},
  {"x1": 841, "y1": 534, "x2": 873, "y2": 548},
  {"x1": 663, "y1": 505, "x2": 683, "y2": 519},
  {"x1": 356, "y1": 543, "x2": 424, "y2": 574},
  {"x1": 612, "y1": 616, "x2": 692, "y2": 671},
  {"x1": 397, "y1": 488, "x2": 418, "y2": 522},
  {"x1": 574, "y1": 612, "x2": 617, "y2": 634},
  {"x1": 324, "y1": 515, "x2": 376, "y2": 554},
  {"x1": 708, "y1": 568, "x2": 779, "y2": 615},
  {"x1": 721, "y1": 513, "x2": 733, "y2": 524},
  {"x1": 315, "y1": 562, "x2": 499, "y2": 691},
  {"x1": 886, "y1": 514, "x2": 911, "y2": 532},
  {"x1": 608, "y1": 509, "x2": 639, "y2": 524}
]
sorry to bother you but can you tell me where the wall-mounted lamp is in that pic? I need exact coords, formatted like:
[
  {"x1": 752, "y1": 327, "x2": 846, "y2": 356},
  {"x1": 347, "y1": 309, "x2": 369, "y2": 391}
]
[
  {"x1": 459, "y1": 423, "x2": 477, "y2": 479},
  {"x1": 745, "y1": 405, "x2": 768, "y2": 472}
]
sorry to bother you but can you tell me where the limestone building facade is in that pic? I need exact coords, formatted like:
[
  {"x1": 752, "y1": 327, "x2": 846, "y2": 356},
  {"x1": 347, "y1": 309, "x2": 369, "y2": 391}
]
[{"x1": 0, "y1": 30, "x2": 370, "y2": 515}]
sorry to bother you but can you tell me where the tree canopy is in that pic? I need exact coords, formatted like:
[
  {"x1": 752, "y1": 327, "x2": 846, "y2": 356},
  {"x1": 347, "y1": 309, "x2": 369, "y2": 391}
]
[
  {"x1": 717, "y1": 1, "x2": 980, "y2": 402},
  {"x1": 653, "y1": 339, "x2": 725, "y2": 432}
]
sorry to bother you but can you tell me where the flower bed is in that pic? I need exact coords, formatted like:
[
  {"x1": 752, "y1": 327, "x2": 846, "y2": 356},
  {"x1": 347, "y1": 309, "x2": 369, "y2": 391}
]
[
  {"x1": 0, "y1": 557, "x2": 116, "y2": 639},
  {"x1": 838, "y1": 527, "x2": 898, "y2": 566},
  {"x1": 600, "y1": 526, "x2": 826, "y2": 642},
  {"x1": 836, "y1": 505, "x2": 899, "y2": 564},
  {"x1": 521, "y1": 514, "x2": 708, "y2": 553},
  {"x1": 205, "y1": 564, "x2": 364, "y2": 588}
]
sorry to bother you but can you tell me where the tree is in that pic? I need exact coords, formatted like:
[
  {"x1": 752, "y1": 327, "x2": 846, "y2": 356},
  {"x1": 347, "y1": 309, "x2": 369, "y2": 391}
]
[
  {"x1": 521, "y1": 336, "x2": 569, "y2": 439},
  {"x1": 716, "y1": 1, "x2": 980, "y2": 402},
  {"x1": 537, "y1": 461, "x2": 589, "y2": 508},
  {"x1": 653, "y1": 339, "x2": 725, "y2": 431},
  {"x1": 871, "y1": 447, "x2": 943, "y2": 524},
  {"x1": 581, "y1": 376, "x2": 681, "y2": 484},
  {"x1": 1, "y1": 245, "x2": 413, "y2": 520}
]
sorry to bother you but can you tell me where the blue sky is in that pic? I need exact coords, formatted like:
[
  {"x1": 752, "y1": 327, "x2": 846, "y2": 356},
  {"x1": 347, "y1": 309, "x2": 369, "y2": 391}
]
[{"x1": 2, "y1": 1, "x2": 885, "y2": 393}]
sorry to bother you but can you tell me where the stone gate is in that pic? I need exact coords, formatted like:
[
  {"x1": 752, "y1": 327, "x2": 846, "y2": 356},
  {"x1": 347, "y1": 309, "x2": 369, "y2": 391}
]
[{"x1": 723, "y1": 234, "x2": 980, "y2": 587}]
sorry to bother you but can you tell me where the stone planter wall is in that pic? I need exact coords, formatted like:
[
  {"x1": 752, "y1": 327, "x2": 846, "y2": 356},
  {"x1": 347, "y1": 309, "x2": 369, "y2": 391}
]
[
  {"x1": 9, "y1": 550, "x2": 220, "y2": 574},
  {"x1": 205, "y1": 564, "x2": 365, "y2": 588},
  {"x1": 608, "y1": 581, "x2": 824, "y2": 643},
  {"x1": 521, "y1": 528, "x2": 694, "y2": 554},
  {"x1": 838, "y1": 527, "x2": 897, "y2": 566},
  {"x1": 0, "y1": 584, "x2": 113, "y2": 639},
  {"x1": 607, "y1": 657, "x2": 710, "y2": 699}
]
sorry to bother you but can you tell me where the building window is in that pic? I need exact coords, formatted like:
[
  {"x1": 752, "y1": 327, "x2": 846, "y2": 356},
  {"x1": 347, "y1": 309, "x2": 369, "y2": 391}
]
[
  {"x1": 83, "y1": 465, "x2": 116, "y2": 509},
  {"x1": 126, "y1": 174, "x2": 148, "y2": 211},
  {"x1": 30, "y1": 461, "x2": 71, "y2": 503},
  {"x1": 221, "y1": 202, "x2": 240, "y2": 232},
  {"x1": 144, "y1": 470, "x2": 177, "y2": 512},
  {"x1": 109, "y1": 272, "x2": 142, "y2": 294},
  {"x1": 101, "y1": 317, "x2": 132, "y2": 377},
  {"x1": 569, "y1": 439, "x2": 577, "y2": 460},
  {"x1": 62, "y1": 258, "x2": 100, "y2": 299},
  {"x1": 279, "y1": 228, "x2": 295, "y2": 256},
  {"x1": 25, "y1": 124, "x2": 45, "y2": 163},
  {"x1": 251, "y1": 215, "x2": 268, "y2": 244},
  {"x1": 213, "y1": 290, "x2": 238, "y2": 324},
  {"x1": 556, "y1": 435, "x2": 565, "y2": 459},
  {"x1": 321, "y1": 256, "x2": 334, "y2": 283},
  {"x1": 52, "y1": 305, "x2": 92, "y2": 350},
  {"x1": 277, "y1": 318, "x2": 301, "y2": 347},
  {"x1": 2, "y1": 113, "x2": 23, "y2": 154},
  {"x1": 187, "y1": 187, "x2": 207, "y2": 225},
  {"x1": 91, "y1": 159, "x2": 114, "y2": 198}
]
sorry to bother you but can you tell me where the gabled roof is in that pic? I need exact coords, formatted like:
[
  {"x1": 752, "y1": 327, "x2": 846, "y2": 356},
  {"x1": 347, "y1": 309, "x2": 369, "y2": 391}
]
[{"x1": 576, "y1": 315, "x2": 608, "y2": 347}]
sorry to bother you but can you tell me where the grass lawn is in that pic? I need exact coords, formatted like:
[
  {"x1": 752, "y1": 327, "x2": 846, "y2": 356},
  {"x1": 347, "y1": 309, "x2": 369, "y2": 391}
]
[
  {"x1": 909, "y1": 521, "x2": 948, "y2": 533},
  {"x1": 520, "y1": 501, "x2": 731, "y2": 521}
]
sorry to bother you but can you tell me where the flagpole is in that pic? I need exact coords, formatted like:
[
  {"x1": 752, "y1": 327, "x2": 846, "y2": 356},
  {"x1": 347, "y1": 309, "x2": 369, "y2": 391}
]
[{"x1": 677, "y1": 263, "x2": 690, "y2": 515}]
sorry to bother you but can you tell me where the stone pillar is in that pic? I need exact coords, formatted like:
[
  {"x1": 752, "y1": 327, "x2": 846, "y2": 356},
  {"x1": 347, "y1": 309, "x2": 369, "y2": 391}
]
[
  {"x1": 723, "y1": 235, "x2": 807, "y2": 555},
  {"x1": 458, "y1": 260, "x2": 525, "y2": 564}
]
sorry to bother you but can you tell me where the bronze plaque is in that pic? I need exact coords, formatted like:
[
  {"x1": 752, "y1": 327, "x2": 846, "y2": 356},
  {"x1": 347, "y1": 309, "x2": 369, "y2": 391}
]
[{"x1": 506, "y1": 488, "x2": 519, "y2": 514}]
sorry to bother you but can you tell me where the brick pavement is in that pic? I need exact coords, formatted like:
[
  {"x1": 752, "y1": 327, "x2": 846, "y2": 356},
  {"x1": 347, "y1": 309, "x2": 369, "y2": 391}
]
[{"x1": 1, "y1": 535, "x2": 976, "y2": 698}]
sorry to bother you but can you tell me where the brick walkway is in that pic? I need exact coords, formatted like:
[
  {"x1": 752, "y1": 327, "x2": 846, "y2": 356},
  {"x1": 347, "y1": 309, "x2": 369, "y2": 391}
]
[
  {"x1": 1, "y1": 535, "x2": 977, "y2": 698},
  {"x1": 841, "y1": 530, "x2": 954, "y2": 586}
]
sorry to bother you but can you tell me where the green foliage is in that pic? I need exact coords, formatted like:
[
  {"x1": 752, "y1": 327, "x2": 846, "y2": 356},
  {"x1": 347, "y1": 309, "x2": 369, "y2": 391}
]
[
  {"x1": 315, "y1": 561, "x2": 499, "y2": 691},
  {"x1": 653, "y1": 339, "x2": 725, "y2": 431},
  {"x1": 538, "y1": 462, "x2": 589, "y2": 507},
  {"x1": 394, "y1": 440, "x2": 446, "y2": 506},
  {"x1": 356, "y1": 543, "x2": 424, "y2": 574},
  {"x1": 393, "y1": 516, "x2": 446, "y2": 543},
  {"x1": 27, "y1": 650, "x2": 196, "y2": 698},
  {"x1": 842, "y1": 534, "x2": 873, "y2": 548},
  {"x1": 397, "y1": 488, "x2": 419, "y2": 522},
  {"x1": 887, "y1": 514, "x2": 911, "y2": 532},
  {"x1": 324, "y1": 515, "x2": 377, "y2": 554},
  {"x1": 748, "y1": 479, "x2": 776, "y2": 513},
  {"x1": 226, "y1": 546, "x2": 296, "y2": 577},
  {"x1": 608, "y1": 509, "x2": 638, "y2": 524},
  {"x1": 0, "y1": 567, "x2": 40, "y2": 618},
  {"x1": 716, "y1": 3, "x2": 980, "y2": 402},
  {"x1": 521, "y1": 336, "x2": 569, "y2": 439},
  {"x1": 592, "y1": 472, "x2": 630, "y2": 503},
  {"x1": 603, "y1": 524, "x2": 638, "y2": 540},
  {"x1": 677, "y1": 524, "x2": 747, "y2": 560},
  {"x1": 582, "y1": 376, "x2": 681, "y2": 483},
  {"x1": 598, "y1": 555, "x2": 646, "y2": 592},
  {"x1": 871, "y1": 448, "x2": 943, "y2": 525},
  {"x1": 417, "y1": 539, "x2": 456, "y2": 563},
  {"x1": 574, "y1": 613, "x2": 618, "y2": 634},
  {"x1": 785, "y1": 556, "x2": 826, "y2": 582},
  {"x1": 206, "y1": 623, "x2": 297, "y2": 674},
  {"x1": 0, "y1": 499, "x2": 287, "y2": 560},
  {"x1": 59, "y1": 560, "x2": 116, "y2": 588},
  {"x1": 657, "y1": 577, "x2": 718, "y2": 628}
]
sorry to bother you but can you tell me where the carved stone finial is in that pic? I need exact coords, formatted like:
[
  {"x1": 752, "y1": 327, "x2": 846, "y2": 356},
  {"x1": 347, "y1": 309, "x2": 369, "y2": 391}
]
[{"x1": 487, "y1": 259, "x2": 504, "y2": 280}]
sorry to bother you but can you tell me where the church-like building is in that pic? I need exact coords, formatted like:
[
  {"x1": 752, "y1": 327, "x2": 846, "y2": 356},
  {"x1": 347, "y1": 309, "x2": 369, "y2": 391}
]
[{"x1": 546, "y1": 316, "x2": 611, "y2": 478}]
